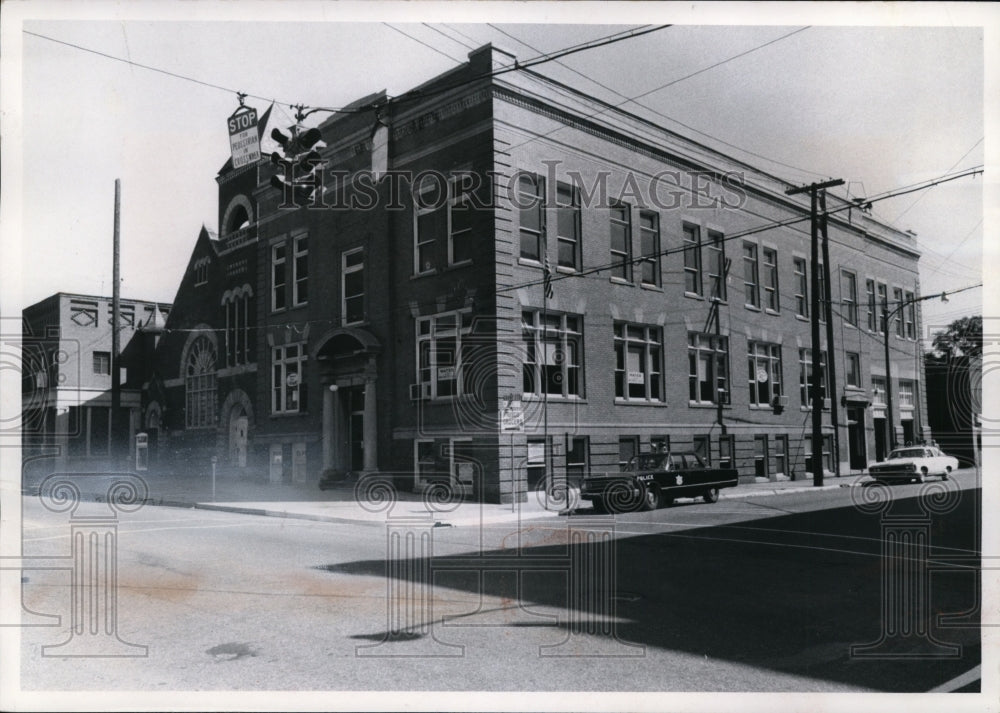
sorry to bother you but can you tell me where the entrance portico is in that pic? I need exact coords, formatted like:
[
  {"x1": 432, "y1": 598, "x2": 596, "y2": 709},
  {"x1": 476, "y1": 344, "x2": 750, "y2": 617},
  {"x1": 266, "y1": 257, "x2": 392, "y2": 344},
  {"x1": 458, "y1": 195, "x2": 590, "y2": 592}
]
[{"x1": 313, "y1": 328, "x2": 381, "y2": 473}]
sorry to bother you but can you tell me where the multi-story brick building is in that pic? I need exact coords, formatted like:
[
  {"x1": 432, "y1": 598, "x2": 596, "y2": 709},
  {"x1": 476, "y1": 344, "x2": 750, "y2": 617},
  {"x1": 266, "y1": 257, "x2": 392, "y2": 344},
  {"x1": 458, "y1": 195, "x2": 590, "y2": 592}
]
[
  {"x1": 21, "y1": 292, "x2": 170, "y2": 471},
  {"x1": 149, "y1": 44, "x2": 929, "y2": 502}
]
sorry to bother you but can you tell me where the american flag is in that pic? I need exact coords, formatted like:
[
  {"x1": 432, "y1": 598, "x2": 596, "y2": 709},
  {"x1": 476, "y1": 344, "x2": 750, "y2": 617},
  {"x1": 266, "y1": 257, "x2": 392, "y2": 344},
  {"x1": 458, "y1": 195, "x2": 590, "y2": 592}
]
[{"x1": 543, "y1": 255, "x2": 555, "y2": 300}]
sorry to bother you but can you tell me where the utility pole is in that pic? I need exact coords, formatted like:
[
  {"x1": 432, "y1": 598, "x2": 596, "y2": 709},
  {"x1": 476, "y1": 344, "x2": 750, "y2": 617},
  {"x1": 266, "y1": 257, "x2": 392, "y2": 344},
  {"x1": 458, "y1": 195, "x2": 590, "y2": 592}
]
[
  {"x1": 819, "y1": 191, "x2": 841, "y2": 477},
  {"x1": 786, "y1": 178, "x2": 843, "y2": 487},
  {"x1": 111, "y1": 179, "x2": 122, "y2": 466}
]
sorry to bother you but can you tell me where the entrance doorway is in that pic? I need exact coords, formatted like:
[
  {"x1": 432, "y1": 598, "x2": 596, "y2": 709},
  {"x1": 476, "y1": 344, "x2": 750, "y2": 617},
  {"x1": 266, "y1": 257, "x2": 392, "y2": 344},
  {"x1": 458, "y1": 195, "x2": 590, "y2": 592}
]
[
  {"x1": 847, "y1": 407, "x2": 867, "y2": 470},
  {"x1": 901, "y1": 419, "x2": 915, "y2": 446},
  {"x1": 229, "y1": 409, "x2": 248, "y2": 468},
  {"x1": 874, "y1": 417, "x2": 887, "y2": 462},
  {"x1": 347, "y1": 386, "x2": 365, "y2": 471}
]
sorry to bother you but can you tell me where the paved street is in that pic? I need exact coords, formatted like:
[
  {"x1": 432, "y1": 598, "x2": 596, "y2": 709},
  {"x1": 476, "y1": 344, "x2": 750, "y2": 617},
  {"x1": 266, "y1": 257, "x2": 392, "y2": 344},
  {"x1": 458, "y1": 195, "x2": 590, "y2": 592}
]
[{"x1": 14, "y1": 470, "x2": 982, "y2": 693}]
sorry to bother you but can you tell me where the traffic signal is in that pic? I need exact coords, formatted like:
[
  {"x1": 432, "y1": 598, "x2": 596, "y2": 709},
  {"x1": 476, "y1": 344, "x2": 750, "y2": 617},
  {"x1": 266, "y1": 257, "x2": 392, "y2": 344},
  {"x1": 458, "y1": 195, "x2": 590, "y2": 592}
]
[{"x1": 269, "y1": 125, "x2": 325, "y2": 208}]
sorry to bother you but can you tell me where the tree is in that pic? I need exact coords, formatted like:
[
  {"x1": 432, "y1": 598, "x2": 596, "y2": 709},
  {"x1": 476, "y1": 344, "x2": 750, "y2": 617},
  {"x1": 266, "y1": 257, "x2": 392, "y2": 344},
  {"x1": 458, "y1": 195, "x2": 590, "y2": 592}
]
[
  {"x1": 929, "y1": 315, "x2": 982, "y2": 360},
  {"x1": 924, "y1": 315, "x2": 981, "y2": 466}
]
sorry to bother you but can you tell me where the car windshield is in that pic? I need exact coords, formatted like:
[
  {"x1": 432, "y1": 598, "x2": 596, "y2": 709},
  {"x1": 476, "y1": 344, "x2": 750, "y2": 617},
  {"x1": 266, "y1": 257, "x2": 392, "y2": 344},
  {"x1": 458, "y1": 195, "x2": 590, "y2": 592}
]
[{"x1": 890, "y1": 448, "x2": 927, "y2": 459}]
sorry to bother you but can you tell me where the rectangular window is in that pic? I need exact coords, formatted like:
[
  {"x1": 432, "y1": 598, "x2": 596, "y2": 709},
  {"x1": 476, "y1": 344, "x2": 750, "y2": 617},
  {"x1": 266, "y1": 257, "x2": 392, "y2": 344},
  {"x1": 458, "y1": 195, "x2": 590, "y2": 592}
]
[
  {"x1": 518, "y1": 173, "x2": 545, "y2": 262},
  {"x1": 523, "y1": 311, "x2": 583, "y2": 398},
  {"x1": 793, "y1": 257, "x2": 808, "y2": 317},
  {"x1": 762, "y1": 247, "x2": 778, "y2": 312},
  {"x1": 449, "y1": 174, "x2": 474, "y2": 265},
  {"x1": 693, "y1": 435, "x2": 711, "y2": 465},
  {"x1": 747, "y1": 341, "x2": 782, "y2": 407},
  {"x1": 774, "y1": 434, "x2": 788, "y2": 476},
  {"x1": 292, "y1": 234, "x2": 308, "y2": 306},
  {"x1": 688, "y1": 332, "x2": 730, "y2": 405},
  {"x1": 415, "y1": 176, "x2": 447, "y2": 273},
  {"x1": 846, "y1": 352, "x2": 861, "y2": 388},
  {"x1": 683, "y1": 223, "x2": 703, "y2": 296},
  {"x1": 417, "y1": 310, "x2": 474, "y2": 399},
  {"x1": 877, "y1": 282, "x2": 888, "y2": 334},
  {"x1": 609, "y1": 202, "x2": 631, "y2": 281},
  {"x1": 342, "y1": 248, "x2": 365, "y2": 325},
  {"x1": 614, "y1": 322, "x2": 663, "y2": 402},
  {"x1": 272, "y1": 343, "x2": 306, "y2": 414},
  {"x1": 754, "y1": 434, "x2": 769, "y2": 478},
  {"x1": 866, "y1": 279, "x2": 877, "y2": 331},
  {"x1": 271, "y1": 242, "x2": 286, "y2": 312},
  {"x1": 893, "y1": 287, "x2": 905, "y2": 337},
  {"x1": 805, "y1": 435, "x2": 833, "y2": 473},
  {"x1": 743, "y1": 241, "x2": 760, "y2": 308},
  {"x1": 618, "y1": 436, "x2": 639, "y2": 471},
  {"x1": 566, "y1": 436, "x2": 589, "y2": 489},
  {"x1": 872, "y1": 376, "x2": 887, "y2": 406},
  {"x1": 527, "y1": 437, "x2": 549, "y2": 489},
  {"x1": 92, "y1": 351, "x2": 110, "y2": 375},
  {"x1": 904, "y1": 290, "x2": 916, "y2": 339},
  {"x1": 719, "y1": 434, "x2": 734, "y2": 469},
  {"x1": 639, "y1": 210, "x2": 660, "y2": 286},
  {"x1": 651, "y1": 435, "x2": 670, "y2": 453},
  {"x1": 842, "y1": 270, "x2": 858, "y2": 326},
  {"x1": 798, "y1": 349, "x2": 829, "y2": 408},
  {"x1": 707, "y1": 230, "x2": 726, "y2": 301},
  {"x1": 556, "y1": 182, "x2": 581, "y2": 270},
  {"x1": 898, "y1": 380, "x2": 915, "y2": 408}
]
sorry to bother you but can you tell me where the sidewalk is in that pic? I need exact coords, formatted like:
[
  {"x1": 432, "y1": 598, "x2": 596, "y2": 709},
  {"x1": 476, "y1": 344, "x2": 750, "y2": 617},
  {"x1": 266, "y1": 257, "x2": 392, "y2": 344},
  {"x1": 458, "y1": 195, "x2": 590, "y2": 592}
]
[{"x1": 22, "y1": 467, "x2": 863, "y2": 528}]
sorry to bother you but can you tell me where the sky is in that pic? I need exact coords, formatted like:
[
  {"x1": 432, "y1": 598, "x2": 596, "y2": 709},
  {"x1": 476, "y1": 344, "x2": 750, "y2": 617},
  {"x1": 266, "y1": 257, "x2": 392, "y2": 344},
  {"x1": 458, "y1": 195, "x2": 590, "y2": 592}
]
[{"x1": 2, "y1": 1, "x2": 995, "y2": 334}]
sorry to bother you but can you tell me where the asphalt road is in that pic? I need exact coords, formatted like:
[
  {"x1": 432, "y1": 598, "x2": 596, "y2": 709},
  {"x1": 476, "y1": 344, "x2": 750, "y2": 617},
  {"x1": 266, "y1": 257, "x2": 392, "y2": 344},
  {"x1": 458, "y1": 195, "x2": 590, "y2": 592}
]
[{"x1": 13, "y1": 470, "x2": 983, "y2": 694}]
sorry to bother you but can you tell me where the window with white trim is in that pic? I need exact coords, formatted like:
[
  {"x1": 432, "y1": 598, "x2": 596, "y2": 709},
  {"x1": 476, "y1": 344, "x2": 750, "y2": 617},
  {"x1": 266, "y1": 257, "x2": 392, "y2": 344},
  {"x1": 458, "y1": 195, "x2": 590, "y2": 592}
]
[
  {"x1": 793, "y1": 257, "x2": 808, "y2": 317},
  {"x1": 747, "y1": 341, "x2": 782, "y2": 407},
  {"x1": 872, "y1": 376, "x2": 887, "y2": 406},
  {"x1": 223, "y1": 288, "x2": 253, "y2": 366},
  {"x1": 866, "y1": 278, "x2": 877, "y2": 331},
  {"x1": 518, "y1": 173, "x2": 544, "y2": 262},
  {"x1": 186, "y1": 336, "x2": 218, "y2": 428},
  {"x1": 271, "y1": 242, "x2": 286, "y2": 312},
  {"x1": 523, "y1": 310, "x2": 582, "y2": 398},
  {"x1": 272, "y1": 343, "x2": 306, "y2": 414},
  {"x1": 892, "y1": 287, "x2": 905, "y2": 337},
  {"x1": 556, "y1": 181, "x2": 580, "y2": 271},
  {"x1": 93, "y1": 351, "x2": 110, "y2": 375},
  {"x1": 683, "y1": 223, "x2": 703, "y2": 296},
  {"x1": 898, "y1": 380, "x2": 915, "y2": 408},
  {"x1": 342, "y1": 248, "x2": 364, "y2": 325},
  {"x1": 707, "y1": 230, "x2": 726, "y2": 301},
  {"x1": 292, "y1": 234, "x2": 308, "y2": 306},
  {"x1": 798, "y1": 348, "x2": 829, "y2": 408},
  {"x1": 688, "y1": 332, "x2": 729, "y2": 405},
  {"x1": 743, "y1": 241, "x2": 760, "y2": 308},
  {"x1": 414, "y1": 174, "x2": 446, "y2": 273},
  {"x1": 842, "y1": 270, "x2": 858, "y2": 326},
  {"x1": 904, "y1": 290, "x2": 916, "y2": 339},
  {"x1": 639, "y1": 210, "x2": 660, "y2": 286},
  {"x1": 416, "y1": 310, "x2": 473, "y2": 399},
  {"x1": 609, "y1": 202, "x2": 631, "y2": 281},
  {"x1": 614, "y1": 322, "x2": 662, "y2": 402},
  {"x1": 846, "y1": 352, "x2": 861, "y2": 388},
  {"x1": 877, "y1": 282, "x2": 888, "y2": 334},
  {"x1": 762, "y1": 247, "x2": 778, "y2": 311},
  {"x1": 448, "y1": 173, "x2": 475, "y2": 265}
]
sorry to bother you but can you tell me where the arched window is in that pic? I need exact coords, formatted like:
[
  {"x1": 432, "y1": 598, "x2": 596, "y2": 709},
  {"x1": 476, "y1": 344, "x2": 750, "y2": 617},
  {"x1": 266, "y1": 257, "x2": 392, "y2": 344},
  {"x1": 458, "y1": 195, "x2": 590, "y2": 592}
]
[{"x1": 186, "y1": 336, "x2": 218, "y2": 428}]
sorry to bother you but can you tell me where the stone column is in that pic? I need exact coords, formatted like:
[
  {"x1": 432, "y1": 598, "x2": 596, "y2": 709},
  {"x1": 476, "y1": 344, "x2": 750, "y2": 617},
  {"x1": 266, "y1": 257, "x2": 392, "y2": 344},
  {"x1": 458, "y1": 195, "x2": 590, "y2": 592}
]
[
  {"x1": 322, "y1": 385, "x2": 335, "y2": 469},
  {"x1": 363, "y1": 377, "x2": 377, "y2": 472}
]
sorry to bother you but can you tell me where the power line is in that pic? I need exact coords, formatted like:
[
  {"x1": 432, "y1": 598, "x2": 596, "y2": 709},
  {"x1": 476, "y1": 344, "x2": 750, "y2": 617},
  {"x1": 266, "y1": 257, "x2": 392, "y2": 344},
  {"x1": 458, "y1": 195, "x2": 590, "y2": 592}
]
[
  {"x1": 422, "y1": 23, "x2": 477, "y2": 52},
  {"x1": 891, "y1": 137, "x2": 984, "y2": 225},
  {"x1": 383, "y1": 23, "x2": 465, "y2": 64}
]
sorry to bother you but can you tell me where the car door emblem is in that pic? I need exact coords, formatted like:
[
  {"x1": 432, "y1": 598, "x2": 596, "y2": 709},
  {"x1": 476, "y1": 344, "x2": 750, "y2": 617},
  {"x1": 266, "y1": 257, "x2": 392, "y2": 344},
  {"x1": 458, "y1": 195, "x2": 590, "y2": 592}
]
[{"x1": 675, "y1": 475, "x2": 683, "y2": 485}]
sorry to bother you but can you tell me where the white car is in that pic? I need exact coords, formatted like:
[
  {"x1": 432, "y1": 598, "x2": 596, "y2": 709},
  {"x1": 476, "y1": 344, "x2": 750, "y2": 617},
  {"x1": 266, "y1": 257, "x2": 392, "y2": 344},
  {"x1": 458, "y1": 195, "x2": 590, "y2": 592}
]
[{"x1": 867, "y1": 446, "x2": 959, "y2": 484}]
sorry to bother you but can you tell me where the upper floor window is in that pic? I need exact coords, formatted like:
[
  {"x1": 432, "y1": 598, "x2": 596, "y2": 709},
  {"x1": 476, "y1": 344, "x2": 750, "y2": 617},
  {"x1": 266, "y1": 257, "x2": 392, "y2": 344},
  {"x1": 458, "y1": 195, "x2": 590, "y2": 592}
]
[
  {"x1": 417, "y1": 310, "x2": 474, "y2": 399},
  {"x1": 841, "y1": 270, "x2": 858, "y2": 326},
  {"x1": 414, "y1": 175, "x2": 445, "y2": 274},
  {"x1": 342, "y1": 248, "x2": 365, "y2": 325},
  {"x1": 762, "y1": 247, "x2": 778, "y2": 312},
  {"x1": 707, "y1": 230, "x2": 726, "y2": 301},
  {"x1": 877, "y1": 282, "x2": 888, "y2": 334},
  {"x1": 614, "y1": 322, "x2": 662, "y2": 402},
  {"x1": 186, "y1": 336, "x2": 218, "y2": 428},
  {"x1": 523, "y1": 310, "x2": 582, "y2": 398},
  {"x1": 743, "y1": 241, "x2": 760, "y2": 308},
  {"x1": 292, "y1": 234, "x2": 308, "y2": 307},
  {"x1": 223, "y1": 287, "x2": 254, "y2": 366},
  {"x1": 688, "y1": 332, "x2": 729, "y2": 405},
  {"x1": 904, "y1": 290, "x2": 916, "y2": 339},
  {"x1": 866, "y1": 278, "x2": 877, "y2": 332},
  {"x1": 747, "y1": 341, "x2": 782, "y2": 407},
  {"x1": 683, "y1": 223, "x2": 703, "y2": 296},
  {"x1": 609, "y1": 202, "x2": 631, "y2": 281},
  {"x1": 93, "y1": 351, "x2": 110, "y2": 376},
  {"x1": 272, "y1": 343, "x2": 306, "y2": 414},
  {"x1": 798, "y1": 348, "x2": 829, "y2": 409},
  {"x1": 193, "y1": 256, "x2": 210, "y2": 286},
  {"x1": 518, "y1": 173, "x2": 545, "y2": 262},
  {"x1": 271, "y1": 242, "x2": 286, "y2": 312},
  {"x1": 639, "y1": 211, "x2": 660, "y2": 287},
  {"x1": 846, "y1": 352, "x2": 861, "y2": 388},
  {"x1": 556, "y1": 182, "x2": 581, "y2": 271},
  {"x1": 793, "y1": 257, "x2": 808, "y2": 317},
  {"x1": 449, "y1": 174, "x2": 475, "y2": 265},
  {"x1": 892, "y1": 287, "x2": 905, "y2": 337}
]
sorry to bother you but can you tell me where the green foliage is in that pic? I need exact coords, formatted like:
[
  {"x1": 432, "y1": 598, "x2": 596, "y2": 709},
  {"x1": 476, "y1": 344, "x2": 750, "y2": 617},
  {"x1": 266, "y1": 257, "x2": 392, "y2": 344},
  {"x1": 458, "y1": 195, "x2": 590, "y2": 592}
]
[{"x1": 928, "y1": 315, "x2": 981, "y2": 361}]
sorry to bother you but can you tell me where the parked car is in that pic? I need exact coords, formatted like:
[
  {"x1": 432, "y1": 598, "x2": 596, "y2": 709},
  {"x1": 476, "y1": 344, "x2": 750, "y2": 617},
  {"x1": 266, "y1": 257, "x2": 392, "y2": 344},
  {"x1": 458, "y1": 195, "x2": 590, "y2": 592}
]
[
  {"x1": 867, "y1": 446, "x2": 959, "y2": 484},
  {"x1": 581, "y1": 451, "x2": 739, "y2": 513}
]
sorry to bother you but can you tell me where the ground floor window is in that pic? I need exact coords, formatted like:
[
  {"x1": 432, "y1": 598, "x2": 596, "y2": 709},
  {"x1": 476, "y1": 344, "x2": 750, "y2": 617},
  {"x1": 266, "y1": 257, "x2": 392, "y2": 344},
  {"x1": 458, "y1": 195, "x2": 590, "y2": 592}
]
[
  {"x1": 272, "y1": 343, "x2": 306, "y2": 414},
  {"x1": 773, "y1": 434, "x2": 788, "y2": 476},
  {"x1": 527, "y1": 437, "x2": 550, "y2": 490},
  {"x1": 688, "y1": 333, "x2": 730, "y2": 405},
  {"x1": 565, "y1": 436, "x2": 589, "y2": 489},
  {"x1": 693, "y1": 435, "x2": 711, "y2": 465},
  {"x1": 719, "y1": 435, "x2": 734, "y2": 469},
  {"x1": 805, "y1": 434, "x2": 833, "y2": 473},
  {"x1": 618, "y1": 436, "x2": 639, "y2": 470}
]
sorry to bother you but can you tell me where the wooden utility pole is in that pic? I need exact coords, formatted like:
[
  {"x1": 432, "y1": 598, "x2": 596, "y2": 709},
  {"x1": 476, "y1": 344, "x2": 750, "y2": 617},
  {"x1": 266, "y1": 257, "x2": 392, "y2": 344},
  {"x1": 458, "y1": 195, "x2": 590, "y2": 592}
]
[
  {"x1": 786, "y1": 179, "x2": 843, "y2": 486},
  {"x1": 820, "y1": 191, "x2": 841, "y2": 477},
  {"x1": 111, "y1": 179, "x2": 122, "y2": 464}
]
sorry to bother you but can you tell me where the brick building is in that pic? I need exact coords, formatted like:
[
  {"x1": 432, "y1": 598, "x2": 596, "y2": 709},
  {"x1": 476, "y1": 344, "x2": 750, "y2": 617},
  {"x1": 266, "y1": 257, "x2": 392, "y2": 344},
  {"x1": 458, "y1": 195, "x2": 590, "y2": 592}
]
[
  {"x1": 21, "y1": 292, "x2": 170, "y2": 471},
  {"x1": 149, "y1": 44, "x2": 929, "y2": 502}
]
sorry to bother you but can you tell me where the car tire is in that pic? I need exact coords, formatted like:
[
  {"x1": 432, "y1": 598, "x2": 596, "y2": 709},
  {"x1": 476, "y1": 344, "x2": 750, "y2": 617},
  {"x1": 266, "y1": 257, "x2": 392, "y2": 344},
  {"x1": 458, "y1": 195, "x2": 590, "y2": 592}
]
[
  {"x1": 639, "y1": 484, "x2": 660, "y2": 512},
  {"x1": 702, "y1": 487, "x2": 720, "y2": 504}
]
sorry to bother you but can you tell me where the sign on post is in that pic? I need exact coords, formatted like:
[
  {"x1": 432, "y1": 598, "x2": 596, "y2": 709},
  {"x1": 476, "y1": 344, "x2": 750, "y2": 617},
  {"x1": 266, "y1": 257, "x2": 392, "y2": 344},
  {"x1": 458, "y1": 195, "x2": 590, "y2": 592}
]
[{"x1": 228, "y1": 107, "x2": 260, "y2": 169}]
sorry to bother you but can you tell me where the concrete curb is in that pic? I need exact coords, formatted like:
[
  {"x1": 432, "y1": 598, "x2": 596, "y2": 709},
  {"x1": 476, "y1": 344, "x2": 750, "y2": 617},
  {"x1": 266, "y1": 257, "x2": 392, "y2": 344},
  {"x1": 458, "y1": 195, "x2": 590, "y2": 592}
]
[{"x1": 721, "y1": 482, "x2": 853, "y2": 500}]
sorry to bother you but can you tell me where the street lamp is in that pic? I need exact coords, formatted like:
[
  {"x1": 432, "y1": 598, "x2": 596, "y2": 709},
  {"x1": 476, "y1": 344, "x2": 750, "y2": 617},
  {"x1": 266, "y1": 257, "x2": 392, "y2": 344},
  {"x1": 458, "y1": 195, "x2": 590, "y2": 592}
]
[{"x1": 881, "y1": 291, "x2": 948, "y2": 453}]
